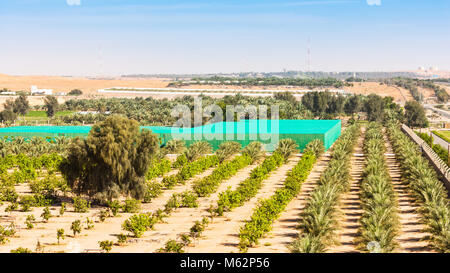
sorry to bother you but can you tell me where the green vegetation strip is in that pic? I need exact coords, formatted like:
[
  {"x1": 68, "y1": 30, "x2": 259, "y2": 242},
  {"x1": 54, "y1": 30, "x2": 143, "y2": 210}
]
[
  {"x1": 357, "y1": 122, "x2": 399, "y2": 252},
  {"x1": 193, "y1": 155, "x2": 252, "y2": 197},
  {"x1": 415, "y1": 131, "x2": 450, "y2": 167},
  {"x1": 238, "y1": 149, "x2": 319, "y2": 252},
  {"x1": 432, "y1": 130, "x2": 450, "y2": 144},
  {"x1": 145, "y1": 158, "x2": 172, "y2": 181},
  {"x1": 388, "y1": 124, "x2": 450, "y2": 252},
  {"x1": 290, "y1": 124, "x2": 361, "y2": 253},
  {"x1": 143, "y1": 155, "x2": 218, "y2": 204}
]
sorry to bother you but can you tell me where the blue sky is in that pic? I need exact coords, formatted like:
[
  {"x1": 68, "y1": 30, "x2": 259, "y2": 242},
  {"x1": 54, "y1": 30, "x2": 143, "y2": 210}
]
[{"x1": 0, "y1": 0, "x2": 449, "y2": 76}]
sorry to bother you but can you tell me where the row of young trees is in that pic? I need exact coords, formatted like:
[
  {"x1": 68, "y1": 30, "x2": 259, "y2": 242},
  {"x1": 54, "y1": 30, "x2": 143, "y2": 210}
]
[
  {"x1": 290, "y1": 124, "x2": 361, "y2": 253},
  {"x1": 238, "y1": 140, "x2": 324, "y2": 252},
  {"x1": 387, "y1": 123, "x2": 450, "y2": 252},
  {"x1": 357, "y1": 122, "x2": 399, "y2": 252},
  {"x1": 158, "y1": 139, "x2": 301, "y2": 252}
]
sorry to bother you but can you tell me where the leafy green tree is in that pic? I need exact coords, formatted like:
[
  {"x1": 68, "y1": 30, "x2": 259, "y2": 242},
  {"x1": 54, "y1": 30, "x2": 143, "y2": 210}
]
[
  {"x1": 344, "y1": 95, "x2": 362, "y2": 117},
  {"x1": 61, "y1": 115, "x2": 160, "y2": 202},
  {"x1": 44, "y1": 96, "x2": 59, "y2": 117},
  {"x1": 13, "y1": 95, "x2": 30, "y2": 115},
  {"x1": 365, "y1": 94, "x2": 385, "y2": 122},
  {"x1": 274, "y1": 91, "x2": 297, "y2": 104},
  {"x1": 0, "y1": 99, "x2": 17, "y2": 122},
  {"x1": 68, "y1": 89, "x2": 83, "y2": 96},
  {"x1": 404, "y1": 101, "x2": 428, "y2": 128}
]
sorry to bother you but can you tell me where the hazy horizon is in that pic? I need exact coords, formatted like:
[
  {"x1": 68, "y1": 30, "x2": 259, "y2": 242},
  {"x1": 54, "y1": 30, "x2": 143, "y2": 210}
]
[{"x1": 1, "y1": 0, "x2": 449, "y2": 77}]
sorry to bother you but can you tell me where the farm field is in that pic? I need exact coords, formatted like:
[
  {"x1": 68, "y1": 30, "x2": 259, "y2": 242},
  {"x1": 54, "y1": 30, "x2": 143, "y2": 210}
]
[
  {"x1": 0, "y1": 122, "x2": 448, "y2": 253},
  {"x1": 0, "y1": 73, "x2": 418, "y2": 105},
  {"x1": 434, "y1": 130, "x2": 450, "y2": 142}
]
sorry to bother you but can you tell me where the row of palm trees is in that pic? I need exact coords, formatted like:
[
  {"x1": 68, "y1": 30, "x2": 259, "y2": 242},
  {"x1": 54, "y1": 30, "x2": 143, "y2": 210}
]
[
  {"x1": 0, "y1": 137, "x2": 72, "y2": 157},
  {"x1": 387, "y1": 123, "x2": 450, "y2": 252},
  {"x1": 290, "y1": 124, "x2": 361, "y2": 253},
  {"x1": 357, "y1": 122, "x2": 399, "y2": 252}
]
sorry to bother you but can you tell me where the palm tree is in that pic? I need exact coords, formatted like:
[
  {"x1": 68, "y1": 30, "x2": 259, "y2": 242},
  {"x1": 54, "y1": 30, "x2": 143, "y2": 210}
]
[
  {"x1": 242, "y1": 142, "x2": 265, "y2": 163},
  {"x1": 304, "y1": 139, "x2": 325, "y2": 157},
  {"x1": 216, "y1": 141, "x2": 241, "y2": 163},
  {"x1": 184, "y1": 141, "x2": 212, "y2": 162},
  {"x1": 163, "y1": 139, "x2": 186, "y2": 154},
  {"x1": 275, "y1": 139, "x2": 298, "y2": 160}
]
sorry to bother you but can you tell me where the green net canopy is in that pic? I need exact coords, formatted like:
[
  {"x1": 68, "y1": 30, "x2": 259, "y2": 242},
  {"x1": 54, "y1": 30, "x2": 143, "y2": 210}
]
[{"x1": 0, "y1": 120, "x2": 341, "y2": 152}]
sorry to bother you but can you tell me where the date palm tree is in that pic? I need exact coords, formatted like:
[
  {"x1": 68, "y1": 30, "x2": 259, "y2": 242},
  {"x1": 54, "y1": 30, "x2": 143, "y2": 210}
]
[
  {"x1": 242, "y1": 142, "x2": 265, "y2": 163},
  {"x1": 275, "y1": 139, "x2": 298, "y2": 160}
]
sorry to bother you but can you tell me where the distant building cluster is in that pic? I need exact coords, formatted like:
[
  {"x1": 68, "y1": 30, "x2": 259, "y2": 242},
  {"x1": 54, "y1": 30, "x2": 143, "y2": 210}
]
[{"x1": 31, "y1": 85, "x2": 53, "y2": 95}]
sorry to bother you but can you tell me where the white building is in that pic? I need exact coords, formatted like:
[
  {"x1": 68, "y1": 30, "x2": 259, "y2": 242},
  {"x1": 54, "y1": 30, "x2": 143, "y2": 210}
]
[{"x1": 31, "y1": 85, "x2": 53, "y2": 95}]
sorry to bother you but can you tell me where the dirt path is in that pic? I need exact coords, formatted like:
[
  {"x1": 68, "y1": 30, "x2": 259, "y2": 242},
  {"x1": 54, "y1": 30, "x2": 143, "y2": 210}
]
[
  {"x1": 246, "y1": 154, "x2": 331, "y2": 253},
  {"x1": 327, "y1": 130, "x2": 365, "y2": 253},
  {"x1": 187, "y1": 156, "x2": 301, "y2": 253},
  {"x1": 0, "y1": 167, "x2": 216, "y2": 253},
  {"x1": 384, "y1": 134, "x2": 434, "y2": 253}
]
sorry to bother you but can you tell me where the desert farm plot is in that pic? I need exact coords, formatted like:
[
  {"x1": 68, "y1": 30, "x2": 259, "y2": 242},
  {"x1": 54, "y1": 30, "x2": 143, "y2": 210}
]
[{"x1": 0, "y1": 122, "x2": 449, "y2": 253}]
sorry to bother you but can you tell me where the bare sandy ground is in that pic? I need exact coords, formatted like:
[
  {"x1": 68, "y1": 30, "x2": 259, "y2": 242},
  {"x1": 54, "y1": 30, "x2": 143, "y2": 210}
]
[
  {"x1": 188, "y1": 156, "x2": 301, "y2": 253},
  {"x1": 0, "y1": 74, "x2": 418, "y2": 106},
  {"x1": 0, "y1": 74, "x2": 169, "y2": 94},
  {"x1": 345, "y1": 82, "x2": 413, "y2": 104},
  {"x1": 247, "y1": 154, "x2": 331, "y2": 253}
]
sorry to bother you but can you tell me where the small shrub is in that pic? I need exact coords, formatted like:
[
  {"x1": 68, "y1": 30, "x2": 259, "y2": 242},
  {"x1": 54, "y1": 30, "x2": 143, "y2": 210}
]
[
  {"x1": 57, "y1": 228, "x2": 65, "y2": 244},
  {"x1": 10, "y1": 247, "x2": 32, "y2": 253},
  {"x1": 116, "y1": 233, "x2": 128, "y2": 245},
  {"x1": 85, "y1": 217, "x2": 94, "y2": 230},
  {"x1": 41, "y1": 207, "x2": 52, "y2": 222},
  {"x1": 122, "y1": 199, "x2": 141, "y2": 213},
  {"x1": 143, "y1": 182, "x2": 163, "y2": 203},
  {"x1": 59, "y1": 202, "x2": 66, "y2": 216},
  {"x1": 99, "y1": 240, "x2": 113, "y2": 253},
  {"x1": 71, "y1": 220, "x2": 82, "y2": 237},
  {"x1": 181, "y1": 191, "x2": 198, "y2": 208},
  {"x1": 99, "y1": 209, "x2": 110, "y2": 222},
  {"x1": 73, "y1": 197, "x2": 90, "y2": 213},
  {"x1": 108, "y1": 200, "x2": 121, "y2": 216},
  {"x1": 122, "y1": 213, "x2": 155, "y2": 238},
  {"x1": 157, "y1": 239, "x2": 184, "y2": 253},
  {"x1": 25, "y1": 215, "x2": 35, "y2": 229}
]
